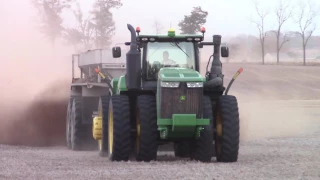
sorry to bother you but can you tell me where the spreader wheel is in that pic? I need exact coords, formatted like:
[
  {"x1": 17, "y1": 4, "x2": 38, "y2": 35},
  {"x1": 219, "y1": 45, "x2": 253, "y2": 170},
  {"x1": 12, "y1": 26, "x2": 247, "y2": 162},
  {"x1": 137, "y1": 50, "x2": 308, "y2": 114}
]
[
  {"x1": 97, "y1": 95, "x2": 110, "y2": 157},
  {"x1": 66, "y1": 97, "x2": 73, "y2": 149}
]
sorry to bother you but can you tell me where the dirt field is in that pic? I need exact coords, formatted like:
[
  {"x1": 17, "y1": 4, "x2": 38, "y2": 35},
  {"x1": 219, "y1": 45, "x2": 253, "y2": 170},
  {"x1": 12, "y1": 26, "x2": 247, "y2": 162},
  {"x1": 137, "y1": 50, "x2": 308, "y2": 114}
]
[{"x1": 1, "y1": 63, "x2": 320, "y2": 180}]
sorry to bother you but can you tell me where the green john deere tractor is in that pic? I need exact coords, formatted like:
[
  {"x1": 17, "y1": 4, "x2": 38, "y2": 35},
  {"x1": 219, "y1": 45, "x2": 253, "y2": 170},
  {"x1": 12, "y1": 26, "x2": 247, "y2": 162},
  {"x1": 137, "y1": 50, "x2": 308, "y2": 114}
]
[{"x1": 92, "y1": 24, "x2": 242, "y2": 163}]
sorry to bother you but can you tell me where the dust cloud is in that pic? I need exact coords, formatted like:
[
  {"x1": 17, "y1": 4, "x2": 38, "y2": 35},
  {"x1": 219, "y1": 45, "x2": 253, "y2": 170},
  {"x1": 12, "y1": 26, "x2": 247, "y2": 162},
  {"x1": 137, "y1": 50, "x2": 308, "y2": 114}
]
[
  {"x1": 1, "y1": 1, "x2": 319, "y2": 148},
  {"x1": 0, "y1": 0, "x2": 72, "y2": 146}
]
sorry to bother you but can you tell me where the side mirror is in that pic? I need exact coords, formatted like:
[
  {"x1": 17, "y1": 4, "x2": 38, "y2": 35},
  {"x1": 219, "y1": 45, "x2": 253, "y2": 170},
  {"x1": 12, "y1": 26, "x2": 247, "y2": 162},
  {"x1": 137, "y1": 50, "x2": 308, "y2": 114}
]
[
  {"x1": 221, "y1": 45, "x2": 229, "y2": 57},
  {"x1": 112, "y1": 46, "x2": 121, "y2": 58}
]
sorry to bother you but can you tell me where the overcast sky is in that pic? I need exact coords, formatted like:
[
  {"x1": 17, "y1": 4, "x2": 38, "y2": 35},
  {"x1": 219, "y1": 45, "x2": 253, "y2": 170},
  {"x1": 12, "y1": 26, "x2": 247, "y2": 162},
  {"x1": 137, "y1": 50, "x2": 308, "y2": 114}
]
[
  {"x1": 71, "y1": 0, "x2": 320, "y2": 40},
  {"x1": 1, "y1": 0, "x2": 320, "y2": 45}
]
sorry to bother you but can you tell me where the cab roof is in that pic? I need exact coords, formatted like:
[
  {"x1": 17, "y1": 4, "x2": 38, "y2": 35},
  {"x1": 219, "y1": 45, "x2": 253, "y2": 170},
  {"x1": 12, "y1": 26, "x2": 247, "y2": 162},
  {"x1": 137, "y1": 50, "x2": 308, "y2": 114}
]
[{"x1": 136, "y1": 35, "x2": 204, "y2": 43}]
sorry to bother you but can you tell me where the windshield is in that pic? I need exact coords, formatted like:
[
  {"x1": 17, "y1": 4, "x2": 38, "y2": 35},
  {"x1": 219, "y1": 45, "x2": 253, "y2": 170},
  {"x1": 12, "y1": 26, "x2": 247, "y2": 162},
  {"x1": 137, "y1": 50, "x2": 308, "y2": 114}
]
[{"x1": 146, "y1": 42, "x2": 196, "y2": 79}]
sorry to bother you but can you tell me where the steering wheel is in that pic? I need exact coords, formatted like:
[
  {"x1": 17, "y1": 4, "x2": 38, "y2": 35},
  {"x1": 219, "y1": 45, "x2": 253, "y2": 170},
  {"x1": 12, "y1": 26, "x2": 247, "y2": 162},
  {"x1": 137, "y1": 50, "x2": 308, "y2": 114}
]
[{"x1": 162, "y1": 60, "x2": 179, "y2": 67}]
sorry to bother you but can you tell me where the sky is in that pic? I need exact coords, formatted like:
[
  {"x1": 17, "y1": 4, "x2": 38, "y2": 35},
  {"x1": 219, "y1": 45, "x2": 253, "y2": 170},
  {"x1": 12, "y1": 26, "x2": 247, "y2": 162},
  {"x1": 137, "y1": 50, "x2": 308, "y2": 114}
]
[
  {"x1": 1, "y1": 0, "x2": 320, "y2": 53},
  {"x1": 0, "y1": 0, "x2": 319, "y2": 98},
  {"x1": 70, "y1": 0, "x2": 320, "y2": 42}
]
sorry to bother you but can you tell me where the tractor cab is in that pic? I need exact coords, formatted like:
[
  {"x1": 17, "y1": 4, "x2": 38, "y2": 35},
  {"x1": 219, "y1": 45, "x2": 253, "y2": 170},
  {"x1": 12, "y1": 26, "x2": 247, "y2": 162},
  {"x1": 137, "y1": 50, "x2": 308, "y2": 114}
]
[{"x1": 112, "y1": 27, "x2": 206, "y2": 89}]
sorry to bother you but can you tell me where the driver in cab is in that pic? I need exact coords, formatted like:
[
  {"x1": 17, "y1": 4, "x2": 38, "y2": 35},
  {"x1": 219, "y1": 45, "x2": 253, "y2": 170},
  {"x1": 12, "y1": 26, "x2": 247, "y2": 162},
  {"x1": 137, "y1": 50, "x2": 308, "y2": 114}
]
[{"x1": 162, "y1": 51, "x2": 176, "y2": 66}]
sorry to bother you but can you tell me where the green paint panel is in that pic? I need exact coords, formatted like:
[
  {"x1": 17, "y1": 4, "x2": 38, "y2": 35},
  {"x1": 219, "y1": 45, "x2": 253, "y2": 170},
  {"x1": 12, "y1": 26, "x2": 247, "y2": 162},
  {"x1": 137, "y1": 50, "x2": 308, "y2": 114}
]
[
  {"x1": 116, "y1": 75, "x2": 128, "y2": 94},
  {"x1": 111, "y1": 78, "x2": 119, "y2": 94},
  {"x1": 157, "y1": 116, "x2": 210, "y2": 126},
  {"x1": 158, "y1": 68, "x2": 205, "y2": 82},
  {"x1": 172, "y1": 114, "x2": 196, "y2": 132}
]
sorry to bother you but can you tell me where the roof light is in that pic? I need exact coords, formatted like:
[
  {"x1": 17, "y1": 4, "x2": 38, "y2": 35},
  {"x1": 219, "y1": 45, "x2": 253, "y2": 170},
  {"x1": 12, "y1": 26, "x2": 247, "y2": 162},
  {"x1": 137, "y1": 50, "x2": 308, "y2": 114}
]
[
  {"x1": 168, "y1": 28, "x2": 175, "y2": 37},
  {"x1": 136, "y1": 27, "x2": 140, "y2": 33},
  {"x1": 201, "y1": 27, "x2": 206, "y2": 33}
]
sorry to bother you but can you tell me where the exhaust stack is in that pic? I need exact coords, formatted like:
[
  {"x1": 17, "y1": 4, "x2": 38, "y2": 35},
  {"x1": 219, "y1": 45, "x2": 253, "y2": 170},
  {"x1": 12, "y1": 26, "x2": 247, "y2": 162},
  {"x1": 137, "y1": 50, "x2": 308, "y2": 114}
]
[
  {"x1": 210, "y1": 35, "x2": 223, "y2": 81},
  {"x1": 125, "y1": 24, "x2": 141, "y2": 89}
]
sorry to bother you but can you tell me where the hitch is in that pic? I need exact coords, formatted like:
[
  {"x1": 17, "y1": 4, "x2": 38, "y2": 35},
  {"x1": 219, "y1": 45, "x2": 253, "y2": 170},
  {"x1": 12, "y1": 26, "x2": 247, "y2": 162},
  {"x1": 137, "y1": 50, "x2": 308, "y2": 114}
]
[{"x1": 225, "y1": 68, "x2": 243, "y2": 95}]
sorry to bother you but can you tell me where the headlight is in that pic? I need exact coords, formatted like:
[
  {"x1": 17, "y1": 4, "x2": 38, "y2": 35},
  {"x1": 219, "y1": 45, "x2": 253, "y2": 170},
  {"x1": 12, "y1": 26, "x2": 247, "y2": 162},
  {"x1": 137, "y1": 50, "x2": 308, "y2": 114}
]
[
  {"x1": 187, "y1": 82, "x2": 203, "y2": 88},
  {"x1": 161, "y1": 82, "x2": 180, "y2": 88}
]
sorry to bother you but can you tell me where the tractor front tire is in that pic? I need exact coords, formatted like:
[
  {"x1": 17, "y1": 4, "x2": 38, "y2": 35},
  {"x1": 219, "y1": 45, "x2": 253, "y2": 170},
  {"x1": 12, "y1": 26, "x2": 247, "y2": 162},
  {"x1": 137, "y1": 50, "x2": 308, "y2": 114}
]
[
  {"x1": 215, "y1": 95, "x2": 240, "y2": 162},
  {"x1": 70, "y1": 97, "x2": 87, "y2": 151},
  {"x1": 66, "y1": 97, "x2": 73, "y2": 149},
  {"x1": 191, "y1": 96, "x2": 214, "y2": 162},
  {"x1": 98, "y1": 95, "x2": 110, "y2": 157},
  {"x1": 135, "y1": 95, "x2": 158, "y2": 162},
  {"x1": 108, "y1": 95, "x2": 131, "y2": 161},
  {"x1": 174, "y1": 141, "x2": 191, "y2": 158}
]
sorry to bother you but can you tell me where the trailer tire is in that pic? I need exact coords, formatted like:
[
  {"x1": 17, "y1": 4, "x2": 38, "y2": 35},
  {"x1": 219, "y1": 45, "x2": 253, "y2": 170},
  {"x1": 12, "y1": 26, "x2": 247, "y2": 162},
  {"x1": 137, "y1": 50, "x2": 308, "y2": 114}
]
[
  {"x1": 66, "y1": 97, "x2": 73, "y2": 149},
  {"x1": 108, "y1": 95, "x2": 131, "y2": 161},
  {"x1": 135, "y1": 95, "x2": 158, "y2": 162},
  {"x1": 191, "y1": 96, "x2": 214, "y2": 162},
  {"x1": 215, "y1": 95, "x2": 240, "y2": 162},
  {"x1": 70, "y1": 97, "x2": 87, "y2": 151},
  {"x1": 98, "y1": 95, "x2": 110, "y2": 157}
]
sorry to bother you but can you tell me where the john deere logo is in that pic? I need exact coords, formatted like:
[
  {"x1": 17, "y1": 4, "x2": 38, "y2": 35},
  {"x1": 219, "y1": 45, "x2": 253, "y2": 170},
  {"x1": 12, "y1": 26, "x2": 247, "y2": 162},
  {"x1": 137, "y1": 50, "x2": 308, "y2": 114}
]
[{"x1": 180, "y1": 95, "x2": 186, "y2": 101}]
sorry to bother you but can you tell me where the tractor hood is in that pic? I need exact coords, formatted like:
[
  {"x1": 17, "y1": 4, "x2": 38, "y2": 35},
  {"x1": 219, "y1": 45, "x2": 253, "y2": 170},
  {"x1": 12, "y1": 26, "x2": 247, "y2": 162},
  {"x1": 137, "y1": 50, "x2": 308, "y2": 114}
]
[{"x1": 158, "y1": 68, "x2": 205, "y2": 82}]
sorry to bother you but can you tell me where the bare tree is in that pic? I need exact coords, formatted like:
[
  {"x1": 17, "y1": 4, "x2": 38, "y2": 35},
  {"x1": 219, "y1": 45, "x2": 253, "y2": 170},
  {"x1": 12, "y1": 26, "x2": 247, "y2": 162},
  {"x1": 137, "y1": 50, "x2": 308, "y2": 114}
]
[
  {"x1": 153, "y1": 19, "x2": 164, "y2": 34},
  {"x1": 63, "y1": 3, "x2": 95, "y2": 52},
  {"x1": 249, "y1": 0, "x2": 269, "y2": 64},
  {"x1": 274, "y1": 0, "x2": 292, "y2": 64},
  {"x1": 30, "y1": 0, "x2": 74, "y2": 49},
  {"x1": 294, "y1": 1, "x2": 319, "y2": 65},
  {"x1": 91, "y1": 0, "x2": 123, "y2": 49}
]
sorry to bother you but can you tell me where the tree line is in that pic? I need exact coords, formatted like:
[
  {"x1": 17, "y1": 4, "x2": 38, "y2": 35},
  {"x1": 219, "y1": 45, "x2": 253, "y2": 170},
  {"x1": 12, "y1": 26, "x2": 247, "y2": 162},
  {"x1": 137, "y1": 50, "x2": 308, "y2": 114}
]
[
  {"x1": 30, "y1": 0, "x2": 208, "y2": 53},
  {"x1": 250, "y1": 0, "x2": 320, "y2": 65},
  {"x1": 30, "y1": 0, "x2": 122, "y2": 52}
]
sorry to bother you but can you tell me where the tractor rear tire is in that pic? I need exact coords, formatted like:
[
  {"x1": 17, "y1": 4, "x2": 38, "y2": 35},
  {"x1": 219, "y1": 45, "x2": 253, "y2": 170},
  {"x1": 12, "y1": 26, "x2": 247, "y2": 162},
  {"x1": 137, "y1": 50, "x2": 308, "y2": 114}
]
[
  {"x1": 98, "y1": 95, "x2": 110, "y2": 157},
  {"x1": 66, "y1": 97, "x2": 73, "y2": 149},
  {"x1": 70, "y1": 97, "x2": 87, "y2": 151},
  {"x1": 191, "y1": 96, "x2": 214, "y2": 162},
  {"x1": 108, "y1": 95, "x2": 131, "y2": 161},
  {"x1": 215, "y1": 95, "x2": 240, "y2": 162},
  {"x1": 174, "y1": 141, "x2": 191, "y2": 158},
  {"x1": 135, "y1": 95, "x2": 158, "y2": 162}
]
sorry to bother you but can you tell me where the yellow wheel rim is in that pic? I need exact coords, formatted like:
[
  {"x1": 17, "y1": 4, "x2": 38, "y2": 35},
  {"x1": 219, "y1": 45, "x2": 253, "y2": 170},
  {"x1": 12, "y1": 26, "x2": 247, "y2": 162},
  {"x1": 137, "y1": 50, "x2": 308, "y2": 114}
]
[
  {"x1": 98, "y1": 140, "x2": 102, "y2": 150},
  {"x1": 216, "y1": 108, "x2": 223, "y2": 154},
  {"x1": 98, "y1": 100, "x2": 103, "y2": 151},
  {"x1": 136, "y1": 109, "x2": 140, "y2": 153},
  {"x1": 108, "y1": 107, "x2": 113, "y2": 154}
]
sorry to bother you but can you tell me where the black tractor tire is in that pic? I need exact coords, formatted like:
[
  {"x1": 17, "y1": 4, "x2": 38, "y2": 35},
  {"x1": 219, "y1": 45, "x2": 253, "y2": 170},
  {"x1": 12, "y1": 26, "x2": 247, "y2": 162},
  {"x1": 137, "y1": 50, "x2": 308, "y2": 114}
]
[
  {"x1": 174, "y1": 141, "x2": 191, "y2": 158},
  {"x1": 70, "y1": 97, "x2": 87, "y2": 151},
  {"x1": 66, "y1": 97, "x2": 73, "y2": 149},
  {"x1": 98, "y1": 95, "x2": 110, "y2": 157},
  {"x1": 190, "y1": 96, "x2": 214, "y2": 162},
  {"x1": 135, "y1": 95, "x2": 158, "y2": 162},
  {"x1": 108, "y1": 95, "x2": 132, "y2": 161},
  {"x1": 215, "y1": 95, "x2": 240, "y2": 162}
]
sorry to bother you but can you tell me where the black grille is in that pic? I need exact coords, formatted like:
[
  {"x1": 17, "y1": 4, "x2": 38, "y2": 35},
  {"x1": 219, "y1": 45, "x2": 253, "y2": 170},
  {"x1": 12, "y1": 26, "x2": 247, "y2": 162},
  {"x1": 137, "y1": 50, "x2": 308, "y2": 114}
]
[{"x1": 160, "y1": 82, "x2": 203, "y2": 118}]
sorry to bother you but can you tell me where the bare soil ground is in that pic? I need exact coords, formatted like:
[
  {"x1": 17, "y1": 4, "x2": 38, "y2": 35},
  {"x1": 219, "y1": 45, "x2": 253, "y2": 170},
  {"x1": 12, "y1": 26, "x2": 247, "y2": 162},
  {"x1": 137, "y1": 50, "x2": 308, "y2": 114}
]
[{"x1": 1, "y1": 63, "x2": 320, "y2": 180}]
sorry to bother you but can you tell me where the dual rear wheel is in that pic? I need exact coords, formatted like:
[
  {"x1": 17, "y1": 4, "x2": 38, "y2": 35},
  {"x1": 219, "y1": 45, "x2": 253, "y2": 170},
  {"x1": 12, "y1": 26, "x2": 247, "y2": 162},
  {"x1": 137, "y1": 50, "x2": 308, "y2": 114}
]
[
  {"x1": 174, "y1": 95, "x2": 240, "y2": 163},
  {"x1": 100, "y1": 95, "x2": 158, "y2": 162},
  {"x1": 98, "y1": 94, "x2": 239, "y2": 163}
]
